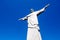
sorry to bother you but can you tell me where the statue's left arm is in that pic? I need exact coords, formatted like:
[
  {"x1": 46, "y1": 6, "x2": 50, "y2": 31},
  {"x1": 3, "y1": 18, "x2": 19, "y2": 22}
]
[{"x1": 36, "y1": 4, "x2": 50, "y2": 15}]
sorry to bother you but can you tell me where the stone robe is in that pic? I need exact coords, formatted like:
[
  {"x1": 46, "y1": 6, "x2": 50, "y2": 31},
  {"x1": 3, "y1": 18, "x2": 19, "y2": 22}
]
[{"x1": 26, "y1": 8, "x2": 45, "y2": 40}]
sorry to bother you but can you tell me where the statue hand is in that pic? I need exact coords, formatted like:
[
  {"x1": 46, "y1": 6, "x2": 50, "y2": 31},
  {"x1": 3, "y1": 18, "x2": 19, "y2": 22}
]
[
  {"x1": 44, "y1": 4, "x2": 50, "y2": 9},
  {"x1": 18, "y1": 18, "x2": 25, "y2": 20}
]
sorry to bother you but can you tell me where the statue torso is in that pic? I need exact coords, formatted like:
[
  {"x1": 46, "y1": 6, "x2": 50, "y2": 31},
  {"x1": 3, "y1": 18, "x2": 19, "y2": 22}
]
[{"x1": 27, "y1": 12, "x2": 39, "y2": 27}]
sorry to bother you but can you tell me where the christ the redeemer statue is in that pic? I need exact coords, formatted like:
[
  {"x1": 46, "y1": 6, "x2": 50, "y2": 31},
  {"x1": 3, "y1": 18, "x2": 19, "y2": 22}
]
[{"x1": 19, "y1": 4, "x2": 50, "y2": 40}]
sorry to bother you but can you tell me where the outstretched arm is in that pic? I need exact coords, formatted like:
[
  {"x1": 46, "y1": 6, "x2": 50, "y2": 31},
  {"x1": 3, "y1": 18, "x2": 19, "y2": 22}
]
[
  {"x1": 36, "y1": 4, "x2": 50, "y2": 15},
  {"x1": 18, "y1": 14, "x2": 31, "y2": 20},
  {"x1": 18, "y1": 16, "x2": 27, "y2": 20}
]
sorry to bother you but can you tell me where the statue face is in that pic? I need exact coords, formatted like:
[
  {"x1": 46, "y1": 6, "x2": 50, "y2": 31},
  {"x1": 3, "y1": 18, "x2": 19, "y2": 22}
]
[{"x1": 30, "y1": 9, "x2": 34, "y2": 13}]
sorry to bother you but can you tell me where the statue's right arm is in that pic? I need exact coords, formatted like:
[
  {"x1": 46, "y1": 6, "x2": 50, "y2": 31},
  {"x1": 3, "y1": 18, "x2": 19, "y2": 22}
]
[
  {"x1": 18, "y1": 17, "x2": 27, "y2": 20},
  {"x1": 18, "y1": 15, "x2": 28, "y2": 20},
  {"x1": 18, "y1": 14, "x2": 31, "y2": 20}
]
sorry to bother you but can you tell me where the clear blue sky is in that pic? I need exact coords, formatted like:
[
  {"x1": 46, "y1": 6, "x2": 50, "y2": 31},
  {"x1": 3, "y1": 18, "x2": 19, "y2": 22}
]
[{"x1": 0, "y1": 0, "x2": 60, "y2": 40}]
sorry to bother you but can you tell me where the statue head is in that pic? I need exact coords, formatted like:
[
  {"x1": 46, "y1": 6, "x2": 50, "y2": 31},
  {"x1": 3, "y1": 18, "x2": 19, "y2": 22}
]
[{"x1": 30, "y1": 8, "x2": 34, "y2": 13}]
